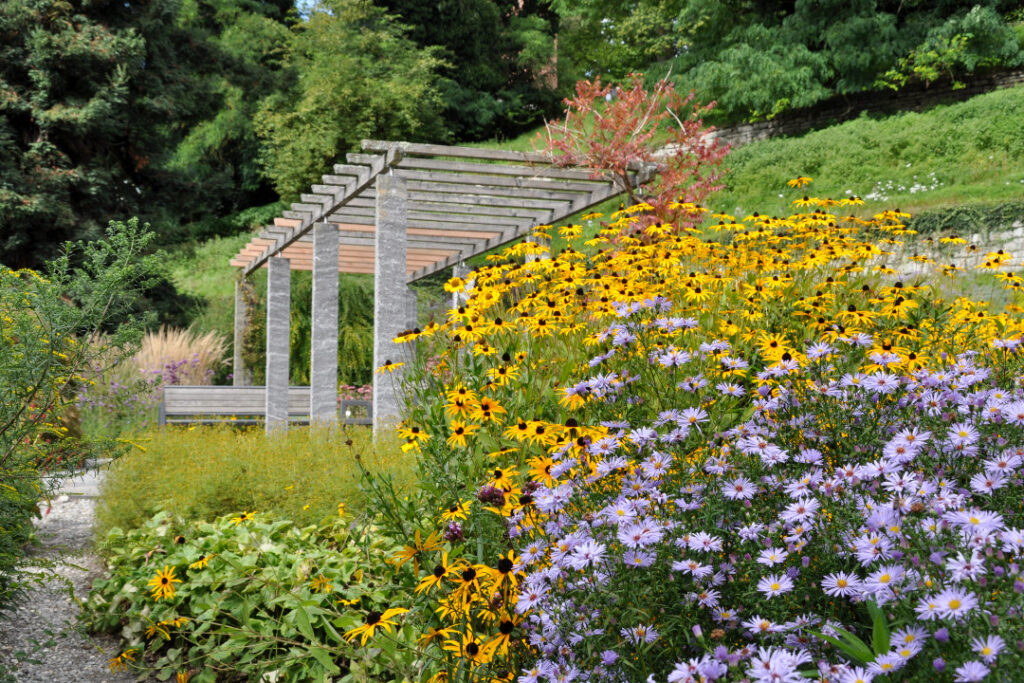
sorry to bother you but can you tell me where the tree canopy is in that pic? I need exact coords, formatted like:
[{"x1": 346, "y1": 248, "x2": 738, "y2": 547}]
[{"x1": 2, "y1": 0, "x2": 1022, "y2": 270}]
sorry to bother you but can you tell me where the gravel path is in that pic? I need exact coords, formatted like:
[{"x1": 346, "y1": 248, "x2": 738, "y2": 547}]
[{"x1": 0, "y1": 471, "x2": 136, "y2": 683}]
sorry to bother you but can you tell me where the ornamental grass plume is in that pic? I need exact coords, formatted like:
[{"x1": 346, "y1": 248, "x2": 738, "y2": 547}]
[{"x1": 134, "y1": 326, "x2": 227, "y2": 386}]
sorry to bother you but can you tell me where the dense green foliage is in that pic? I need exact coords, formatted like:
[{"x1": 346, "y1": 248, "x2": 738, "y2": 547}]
[
  {"x1": 96, "y1": 425, "x2": 415, "y2": 536},
  {"x1": 378, "y1": 0, "x2": 562, "y2": 141},
  {"x1": 254, "y1": 0, "x2": 447, "y2": 198},
  {"x1": 0, "y1": 220, "x2": 158, "y2": 609},
  {"x1": 84, "y1": 511, "x2": 416, "y2": 682},
  {"x1": 711, "y1": 83, "x2": 1024, "y2": 217},
  {"x1": 553, "y1": 0, "x2": 1024, "y2": 123},
  {"x1": 0, "y1": 0, "x2": 291, "y2": 269}
]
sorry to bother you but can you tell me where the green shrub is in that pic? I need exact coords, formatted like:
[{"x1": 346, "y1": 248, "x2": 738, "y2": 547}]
[
  {"x1": 83, "y1": 510, "x2": 421, "y2": 682},
  {"x1": 0, "y1": 219, "x2": 159, "y2": 610},
  {"x1": 96, "y1": 425, "x2": 417, "y2": 537}
]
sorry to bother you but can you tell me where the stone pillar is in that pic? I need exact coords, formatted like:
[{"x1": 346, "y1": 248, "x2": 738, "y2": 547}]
[
  {"x1": 232, "y1": 278, "x2": 252, "y2": 386},
  {"x1": 311, "y1": 224, "x2": 339, "y2": 424},
  {"x1": 373, "y1": 173, "x2": 408, "y2": 433},
  {"x1": 265, "y1": 257, "x2": 291, "y2": 434},
  {"x1": 451, "y1": 261, "x2": 471, "y2": 309},
  {"x1": 406, "y1": 285, "x2": 418, "y2": 330}
]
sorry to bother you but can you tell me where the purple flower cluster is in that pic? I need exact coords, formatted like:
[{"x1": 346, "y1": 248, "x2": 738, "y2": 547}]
[{"x1": 508, "y1": 306, "x2": 1024, "y2": 682}]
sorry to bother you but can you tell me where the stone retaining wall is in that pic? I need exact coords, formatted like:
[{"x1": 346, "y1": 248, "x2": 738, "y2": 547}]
[
  {"x1": 878, "y1": 218, "x2": 1024, "y2": 278},
  {"x1": 711, "y1": 69, "x2": 1024, "y2": 148}
]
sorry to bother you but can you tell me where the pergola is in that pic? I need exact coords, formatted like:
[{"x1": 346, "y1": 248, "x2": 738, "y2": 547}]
[{"x1": 228, "y1": 139, "x2": 643, "y2": 432}]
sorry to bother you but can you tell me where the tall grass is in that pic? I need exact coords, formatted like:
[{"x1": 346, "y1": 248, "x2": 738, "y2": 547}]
[
  {"x1": 78, "y1": 327, "x2": 228, "y2": 438},
  {"x1": 134, "y1": 325, "x2": 227, "y2": 385},
  {"x1": 95, "y1": 425, "x2": 416, "y2": 537}
]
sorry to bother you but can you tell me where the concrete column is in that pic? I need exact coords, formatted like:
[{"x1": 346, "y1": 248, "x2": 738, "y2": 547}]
[
  {"x1": 232, "y1": 278, "x2": 252, "y2": 386},
  {"x1": 451, "y1": 261, "x2": 470, "y2": 309},
  {"x1": 406, "y1": 285, "x2": 418, "y2": 330},
  {"x1": 311, "y1": 223, "x2": 339, "y2": 424},
  {"x1": 373, "y1": 173, "x2": 408, "y2": 433},
  {"x1": 265, "y1": 257, "x2": 291, "y2": 434}
]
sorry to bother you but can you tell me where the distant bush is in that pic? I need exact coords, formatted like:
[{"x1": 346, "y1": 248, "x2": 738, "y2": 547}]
[{"x1": 95, "y1": 425, "x2": 416, "y2": 537}]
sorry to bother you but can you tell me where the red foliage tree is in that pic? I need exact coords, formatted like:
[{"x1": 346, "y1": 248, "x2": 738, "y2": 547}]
[{"x1": 539, "y1": 74, "x2": 729, "y2": 228}]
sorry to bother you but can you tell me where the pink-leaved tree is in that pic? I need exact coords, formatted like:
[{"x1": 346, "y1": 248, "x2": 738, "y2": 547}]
[{"x1": 538, "y1": 74, "x2": 729, "y2": 229}]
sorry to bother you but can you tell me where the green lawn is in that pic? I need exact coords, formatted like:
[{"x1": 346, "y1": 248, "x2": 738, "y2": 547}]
[{"x1": 709, "y1": 84, "x2": 1024, "y2": 219}]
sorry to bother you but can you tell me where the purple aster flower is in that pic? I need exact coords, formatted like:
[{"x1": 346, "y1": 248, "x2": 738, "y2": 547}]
[{"x1": 954, "y1": 660, "x2": 989, "y2": 682}]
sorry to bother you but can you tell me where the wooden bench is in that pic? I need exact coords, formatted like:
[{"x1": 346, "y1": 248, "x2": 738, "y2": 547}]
[{"x1": 158, "y1": 386, "x2": 372, "y2": 426}]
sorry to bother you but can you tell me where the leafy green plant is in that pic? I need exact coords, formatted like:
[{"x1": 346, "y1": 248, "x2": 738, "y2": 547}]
[
  {"x1": 84, "y1": 510, "x2": 423, "y2": 682},
  {"x1": 0, "y1": 218, "x2": 159, "y2": 609}
]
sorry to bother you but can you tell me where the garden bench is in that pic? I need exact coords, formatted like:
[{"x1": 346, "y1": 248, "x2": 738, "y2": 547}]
[{"x1": 158, "y1": 386, "x2": 372, "y2": 426}]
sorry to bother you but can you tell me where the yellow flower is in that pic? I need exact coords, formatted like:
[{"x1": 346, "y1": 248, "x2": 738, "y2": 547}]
[
  {"x1": 418, "y1": 626, "x2": 457, "y2": 649},
  {"x1": 147, "y1": 565, "x2": 182, "y2": 601},
  {"x1": 444, "y1": 276, "x2": 467, "y2": 293},
  {"x1": 189, "y1": 555, "x2": 213, "y2": 570},
  {"x1": 446, "y1": 420, "x2": 479, "y2": 448},
  {"x1": 108, "y1": 649, "x2": 137, "y2": 673},
  {"x1": 786, "y1": 176, "x2": 813, "y2": 188},
  {"x1": 343, "y1": 607, "x2": 409, "y2": 646},
  {"x1": 377, "y1": 359, "x2": 405, "y2": 374},
  {"x1": 230, "y1": 511, "x2": 255, "y2": 525},
  {"x1": 310, "y1": 574, "x2": 333, "y2": 593},
  {"x1": 392, "y1": 529, "x2": 443, "y2": 569},
  {"x1": 441, "y1": 499, "x2": 472, "y2": 523}
]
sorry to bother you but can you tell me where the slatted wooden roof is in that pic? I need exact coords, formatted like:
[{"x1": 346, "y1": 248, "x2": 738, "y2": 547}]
[{"x1": 229, "y1": 140, "x2": 637, "y2": 282}]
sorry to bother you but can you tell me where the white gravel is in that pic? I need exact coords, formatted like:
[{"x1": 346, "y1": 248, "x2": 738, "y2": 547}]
[{"x1": 0, "y1": 493, "x2": 136, "y2": 683}]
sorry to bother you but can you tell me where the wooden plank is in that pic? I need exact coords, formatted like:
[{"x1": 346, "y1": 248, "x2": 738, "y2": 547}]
[
  {"x1": 397, "y1": 156, "x2": 602, "y2": 182},
  {"x1": 344, "y1": 195, "x2": 540, "y2": 219},
  {"x1": 363, "y1": 139, "x2": 556, "y2": 164},
  {"x1": 400, "y1": 179, "x2": 582, "y2": 203},
  {"x1": 328, "y1": 206, "x2": 521, "y2": 228},
  {"x1": 242, "y1": 149, "x2": 400, "y2": 276},
  {"x1": 395, "y1": 168, "x2": 603, "y2": 194},
  {"x1": 405, "y1": 180, "x2": 625, "y2": 282}
]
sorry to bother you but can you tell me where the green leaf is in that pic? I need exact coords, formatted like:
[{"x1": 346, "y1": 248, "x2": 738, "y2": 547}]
[
  {"x1": 293, "y1": 606, "x2": 316, "y2": 643},
  {"x1": 866, "y1": 599, "x2": 890, "y2": 655},
  {"x1": 308, "y1": 645, "x2": 341, "y2": 675},
  {"x1": 807, "y1": 629, "x2": 873, "y2": 665}
]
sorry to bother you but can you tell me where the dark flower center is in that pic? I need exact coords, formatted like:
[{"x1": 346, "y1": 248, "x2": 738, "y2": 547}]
[{"x1": 365, "y1": 611, "x2": 382, "y2": 625}]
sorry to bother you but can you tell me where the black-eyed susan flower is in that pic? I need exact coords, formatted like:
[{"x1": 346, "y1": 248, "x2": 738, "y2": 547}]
[
  {"x1": 343, "y1": 607, "x2": 409, "y2": 646},
  {"x1": 230, "y1": 511, "x2": 255, "y2": 525},
  {"x1": 108, "y1": 649, "x2": 137, "y2": 673},
  {"x1": 786, "y1": 176, "x2": 813, "y2": 188},
  {"x1": 189, "y1": 554, "x2": 212, "y2": 570},
  {"x1": 442, "y1": 630, "x2": 492, "y2": 668},
  {"x1": 392, "y1": 529, "x2": 442, "y2": 569},
  {"x1": 310, "y1": 574, "x2": 333, "y2": 593},
  {"x1": 441, "y1": 499, "x2": 471, "y2": 523},
  {"x1": 147, "y1": 565, "x2": 181, "y2": 601},
  {"x1": 377, "y1": 359, "x2": 405, "y2": 374},
  {"x1": 446, "y1": 420, "x2": 479, "y2": 448},
  {"x1": 415, "y1": 552, "x2": 457, "y2": 594}
]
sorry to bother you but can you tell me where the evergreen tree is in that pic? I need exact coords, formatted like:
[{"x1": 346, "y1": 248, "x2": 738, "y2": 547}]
[{"x1": 377, "y1": 0, "x2": 562, "y2": 141}]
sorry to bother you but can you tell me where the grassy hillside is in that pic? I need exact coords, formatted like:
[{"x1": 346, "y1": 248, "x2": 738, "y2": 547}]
[{"x1": 710, "y1": 84, "x2": 1024, "y2": 219}]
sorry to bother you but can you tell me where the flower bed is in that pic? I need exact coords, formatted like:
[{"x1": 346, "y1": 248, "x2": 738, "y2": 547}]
[{"x1": 381, "y1": 194, "x2": 1024, "y2": 682}]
